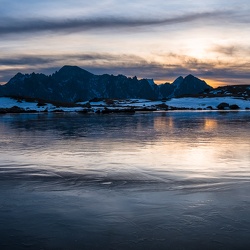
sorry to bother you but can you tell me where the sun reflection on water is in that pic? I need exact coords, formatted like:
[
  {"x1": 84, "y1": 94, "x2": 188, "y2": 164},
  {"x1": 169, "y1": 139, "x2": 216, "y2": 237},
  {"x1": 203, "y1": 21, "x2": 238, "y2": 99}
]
[
  {"x1": 154, "y1": 115, "x2": 174, "y2": 130},
  {"x1": 204, "y1": 118, "x2": 218, "y2": 131}
]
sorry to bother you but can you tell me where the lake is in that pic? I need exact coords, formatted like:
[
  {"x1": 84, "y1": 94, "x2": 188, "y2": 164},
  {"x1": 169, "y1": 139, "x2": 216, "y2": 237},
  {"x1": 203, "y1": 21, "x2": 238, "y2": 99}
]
[{"x1": 0, "y1": 111, "x2": 250, "y2": 249}]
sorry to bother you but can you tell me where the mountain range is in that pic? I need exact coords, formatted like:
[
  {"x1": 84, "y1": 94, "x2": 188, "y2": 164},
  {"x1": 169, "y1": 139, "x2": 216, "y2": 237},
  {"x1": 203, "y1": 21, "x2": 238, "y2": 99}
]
[{"x1": 0, "y1": 65, "x2": 212, "y2": 103}]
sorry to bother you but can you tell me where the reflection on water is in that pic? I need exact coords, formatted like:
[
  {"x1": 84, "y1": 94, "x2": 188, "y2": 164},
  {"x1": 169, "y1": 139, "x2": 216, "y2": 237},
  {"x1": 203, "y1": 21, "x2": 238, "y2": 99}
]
[
  {"x1": 204, "y1": 118, "x2": 218, "y2": 131},
  {"x1": 0, "y1": 111, "x2": 250, "y2": 249}
]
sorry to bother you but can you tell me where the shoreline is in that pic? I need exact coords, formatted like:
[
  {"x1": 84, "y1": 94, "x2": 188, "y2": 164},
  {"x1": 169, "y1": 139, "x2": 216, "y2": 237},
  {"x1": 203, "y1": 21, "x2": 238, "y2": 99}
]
[
  {"x1": 1, "y1": 108, "x2": 250, "y2": 115},
  {"x1": 0, "y1": 96, "x2": 249, "y2": 114}
]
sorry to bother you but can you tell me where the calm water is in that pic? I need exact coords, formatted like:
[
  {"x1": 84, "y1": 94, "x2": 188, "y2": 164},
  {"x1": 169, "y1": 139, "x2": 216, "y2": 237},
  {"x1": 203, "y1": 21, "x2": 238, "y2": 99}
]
[{"x1": 0, "y1": 111, "x2": 250, "y2": 250}]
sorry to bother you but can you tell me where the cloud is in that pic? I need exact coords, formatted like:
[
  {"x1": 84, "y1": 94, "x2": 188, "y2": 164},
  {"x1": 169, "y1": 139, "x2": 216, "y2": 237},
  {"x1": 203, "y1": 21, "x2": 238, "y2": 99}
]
[
  {"x1": 0, "y1": 53, "x2": 250, "y2": 86},
  {"x1": 0, "y1": 11, "x2": 232, "y2": 36},
  {"x1": 0, "y1": 53, "x2": 151, "y2": 83},
  {"x1": 0, "y1": 53, "x2": 147, "y2": 67},
  {"x1": 0, "y1": 57, "x2": 53, "y2": 66},
  {"x1": 210, "y1": 44, "x2": 250, "y2": 57},
  {"x1": 212, "y1": 45, "x2": 237, "y2": 56}
]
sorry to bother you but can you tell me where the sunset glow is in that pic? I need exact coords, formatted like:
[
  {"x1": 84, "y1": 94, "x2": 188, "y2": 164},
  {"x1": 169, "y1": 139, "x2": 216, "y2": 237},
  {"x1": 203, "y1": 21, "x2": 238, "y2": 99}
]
[{"x1": 0, "y1": 0, "x2": 250, "y2": 87}]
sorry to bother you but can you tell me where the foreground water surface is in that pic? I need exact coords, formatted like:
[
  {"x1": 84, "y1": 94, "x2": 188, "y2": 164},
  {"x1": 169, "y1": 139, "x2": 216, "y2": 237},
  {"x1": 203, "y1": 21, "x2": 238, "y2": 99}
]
[{"x1": 0, "y1": 111, "x2": 250, "y2": 249}]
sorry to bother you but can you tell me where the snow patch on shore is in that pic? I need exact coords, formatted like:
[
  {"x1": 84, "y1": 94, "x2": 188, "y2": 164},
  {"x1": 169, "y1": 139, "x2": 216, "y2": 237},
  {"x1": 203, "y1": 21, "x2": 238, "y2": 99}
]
[
  {"x1": 166, "y1": 97, "x2": 250, "y2": 109},
  {"x1": 0, "y1": 96, "x2": 249, "y2": 112}
]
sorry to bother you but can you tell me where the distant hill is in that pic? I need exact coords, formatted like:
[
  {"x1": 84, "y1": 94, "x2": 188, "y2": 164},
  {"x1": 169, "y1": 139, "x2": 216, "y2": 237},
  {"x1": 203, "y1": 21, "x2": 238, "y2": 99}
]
[
  {"x1": 206, "y1": 85, "x2": 250, "y2": 99},
  {"x1": 0, "y1": 65, "x2": 213, "y2": 103}
]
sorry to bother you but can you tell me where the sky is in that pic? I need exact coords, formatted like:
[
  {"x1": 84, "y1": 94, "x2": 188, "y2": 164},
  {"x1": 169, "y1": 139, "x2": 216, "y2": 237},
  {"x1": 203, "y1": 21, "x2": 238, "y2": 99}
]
[{"x1": 0, "y1": 0, "x2": 250, "y2": 87}]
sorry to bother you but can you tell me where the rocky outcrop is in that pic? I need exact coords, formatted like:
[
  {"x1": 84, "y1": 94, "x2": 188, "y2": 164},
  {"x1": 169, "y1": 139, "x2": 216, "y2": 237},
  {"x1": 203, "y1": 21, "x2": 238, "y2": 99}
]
[{"x1": 217, "y1": 102, "x2": 230, "y2": 110}]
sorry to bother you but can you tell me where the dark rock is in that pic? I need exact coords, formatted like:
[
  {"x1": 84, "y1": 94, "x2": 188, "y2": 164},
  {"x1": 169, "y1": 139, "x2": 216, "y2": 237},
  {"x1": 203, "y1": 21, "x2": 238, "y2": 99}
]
[
  {"x1": 52, "y1": 109, "x2": 64, "y2": 112},
  {"x1": 37, "y1": 102, "x2": 46, "y2": 107},
  {"x1": 217, "y1": 102, "x2": 230, "y2": 110},
  {"x1": 0, "y1": 108, "x2": 7, "y2": 114},
  {"x1": 229, "y1": 104, "x2": 240, "y2": 110},
  {"x1": 156, "y1": 103, "x2": 169, "y2": 110},
  {"x1": 82, "y1": 102, "x2": 91, "y2": 108},
  {"x1": 24, "y1": 109, "x2": 37, "y2": 113},
  {"x1": 105, "y1": 99, "x2": 115, "y2": 105},
  {"x1": 134, "y1": 107, "x2": 157, "y2": 112},
  {"x1": 0, "y1": 106, "x2": 38, "y2": 114},
  {"x1": 77, "y1": 109, "x2": 90, "y2": 114},
  {"x1": 8, "y1": 106, "x2": 25, "y2": 113},
  {"x1": 101, "y1": 108, "x2": 135, "y2": 114}
]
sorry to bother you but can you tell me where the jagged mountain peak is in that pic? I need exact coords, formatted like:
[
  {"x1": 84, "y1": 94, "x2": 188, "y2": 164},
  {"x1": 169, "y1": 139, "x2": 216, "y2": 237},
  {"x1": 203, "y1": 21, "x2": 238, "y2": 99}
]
[
  {"x1": 171, "y1": 74, "x2": 212, "y2": 97},
  {"x1": 58, "y1": 65, "x2": 93, "y2": 75},
  {"x1": 172, "y1": 76, "x2": 184, "y2": 86},
  {"x1": 185, "y1": 74, "x2": 196, "y2": 79},
  {"x1": 10, "y1": 72, "x2": 27, "y2": 81},
  {"x1": 14, "y1": 72, "x2": 24, "y2": 78},
  {"x1": 0, "y1": 66, "x2": 213, "y2": 102},
  {"x1": 60, "y1": 65, "x2": 83, "y2": 72},
  {"x1": 184, "y1": 74, "x2": 206, "y2": 84},
  {"x1": 7, "y1": 72, "x2": 30, "y2": 85},
  {"x1": 172, "y1": 74, "x2": 205, "y2": 86}
]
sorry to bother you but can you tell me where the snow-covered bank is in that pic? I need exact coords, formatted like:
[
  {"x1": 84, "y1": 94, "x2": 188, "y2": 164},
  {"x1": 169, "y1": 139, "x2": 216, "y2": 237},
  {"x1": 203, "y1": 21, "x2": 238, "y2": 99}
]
[
  {"x1": 165, "y1": 97, "x2": 250, "y2": 110},
  {"x1": 0, "y1": 97, "x2": 83, "y2": 113},
  {"x1": 0, "y1": 97, "x2": 55, "y2": 111},
  {"x1": 0, "y1": 97, "x2": 249, "y2": 113},
  {"x1": 95, "y1": 97, "x2": 250, "y2": 110}
]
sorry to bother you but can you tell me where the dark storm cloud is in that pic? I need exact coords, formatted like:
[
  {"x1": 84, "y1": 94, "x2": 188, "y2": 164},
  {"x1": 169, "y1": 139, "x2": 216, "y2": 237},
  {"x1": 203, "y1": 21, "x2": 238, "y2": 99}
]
[
  {"x1": 0, "y1": 11, "x2": 232, "y2": 36},
  {"x1": 0, "y1": 53, "x2": 147, "y2": 67},
  {"x1": 0, "y1": 57, "x2": 52, "y2": 66}
]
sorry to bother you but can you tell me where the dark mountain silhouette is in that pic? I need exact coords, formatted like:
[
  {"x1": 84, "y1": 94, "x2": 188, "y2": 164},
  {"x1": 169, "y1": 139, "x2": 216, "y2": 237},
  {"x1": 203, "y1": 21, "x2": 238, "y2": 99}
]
[
  {"x1": 171, "y1": 74, "x2": 212, "y2": 97},
  {"x1": 0, "y1": 65, "x2": 213, "y2": 102}
]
